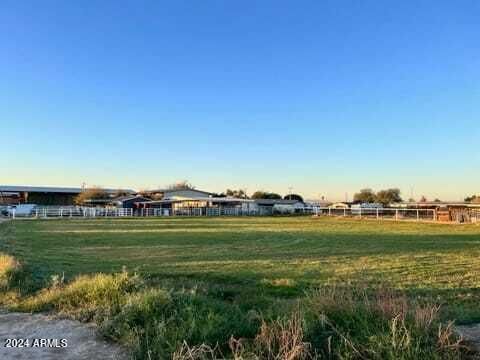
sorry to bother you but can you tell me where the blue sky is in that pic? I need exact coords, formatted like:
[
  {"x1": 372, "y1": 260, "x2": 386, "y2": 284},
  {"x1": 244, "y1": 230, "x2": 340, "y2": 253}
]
[{"x1": 1, "y1": 1, "x2": 479, "y2": 201}]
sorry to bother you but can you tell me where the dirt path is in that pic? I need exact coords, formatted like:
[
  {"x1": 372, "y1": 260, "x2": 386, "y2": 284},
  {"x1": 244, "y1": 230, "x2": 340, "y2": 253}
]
[
  {"x1": 457, "y1": 324, "x2": 480, "y2": 353},
  {"x1": 0, "y1": 311, "x2": 128, "y2": 360}
]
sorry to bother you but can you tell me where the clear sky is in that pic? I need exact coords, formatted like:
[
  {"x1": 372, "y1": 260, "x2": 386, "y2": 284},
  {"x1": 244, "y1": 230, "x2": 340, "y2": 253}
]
[{"x1": 1, "y1": 1, "x2": 479, "y2": 201}]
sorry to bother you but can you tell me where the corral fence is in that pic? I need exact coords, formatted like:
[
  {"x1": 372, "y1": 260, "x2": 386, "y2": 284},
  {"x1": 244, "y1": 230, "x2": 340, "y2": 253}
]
[
  {"x1": 3, "y1": 206, "x2": 478, "y2": 223},
  {"x1": 313, "y1": 207, "x2": 437, "y2": 221},
  {"x1": 4, "y1": 206, "x2": 298, "y2": 219}
]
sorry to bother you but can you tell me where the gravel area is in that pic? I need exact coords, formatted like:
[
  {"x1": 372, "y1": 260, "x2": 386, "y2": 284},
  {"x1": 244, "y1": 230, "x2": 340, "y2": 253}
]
[{"x1": 0, "y1": 311, "x2": 128, "y2": 360}]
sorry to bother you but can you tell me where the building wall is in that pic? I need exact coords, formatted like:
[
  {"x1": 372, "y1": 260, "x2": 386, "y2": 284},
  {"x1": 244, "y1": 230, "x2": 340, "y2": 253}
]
[{"x1": 164, "y1": 190, "x2": 212, "y2": 200}]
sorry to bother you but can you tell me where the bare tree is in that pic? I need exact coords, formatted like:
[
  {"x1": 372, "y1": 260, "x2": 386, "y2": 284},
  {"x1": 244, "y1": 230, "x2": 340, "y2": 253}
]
[{"x1": 166, "y1": 180, "x2": 195, "y2": 190}]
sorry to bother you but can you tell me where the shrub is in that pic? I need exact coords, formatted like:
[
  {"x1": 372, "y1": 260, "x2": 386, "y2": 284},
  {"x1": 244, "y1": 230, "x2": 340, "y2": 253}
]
[{"x1": 16, "y1": 270, "x2": 143, "y2": 321}]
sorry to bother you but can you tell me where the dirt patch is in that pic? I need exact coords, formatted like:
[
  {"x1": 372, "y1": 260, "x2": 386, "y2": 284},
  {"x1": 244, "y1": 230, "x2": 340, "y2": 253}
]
[
  {"x1": 0, "y1": 311, "x2": 127, "y2": 360},
  {"x1": 457, "y1": 324, "x2": 480, "y2": 352}
]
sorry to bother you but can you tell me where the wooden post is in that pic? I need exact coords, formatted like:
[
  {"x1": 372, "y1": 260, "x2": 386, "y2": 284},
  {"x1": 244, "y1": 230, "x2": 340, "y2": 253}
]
[
  {"x1": 395, "y1": 209, "x2": 399, "y2": 221},
  {"x1": 416, "y1": 210, "x2": 420, "y2": 221}
]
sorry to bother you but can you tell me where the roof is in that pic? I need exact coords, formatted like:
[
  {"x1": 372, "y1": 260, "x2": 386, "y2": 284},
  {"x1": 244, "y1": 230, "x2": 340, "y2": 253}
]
[
  {"x1": 254, "y1": 199, "x2": 303, "y2": 206},
  {"x1": 0, "y1": 185, "x2": 135, "y2": 194},
  {"x1": 138, "y1": 196, "x2": 252, "y2": 205},
  {"x1": 143, "y1": 188, "x2": 214, "y2": 196},
  {"x1": 112, "y1": 195, "x2": 150, "y2": 202},
  {"x1": 394, "y1": 201, "x2": 480, "y2": 206}
]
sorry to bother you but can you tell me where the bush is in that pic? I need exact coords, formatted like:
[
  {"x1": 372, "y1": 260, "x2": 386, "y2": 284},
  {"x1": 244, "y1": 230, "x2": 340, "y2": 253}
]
[{"x1": 16, "y1": 270, "x2": 143, "y2": 321}]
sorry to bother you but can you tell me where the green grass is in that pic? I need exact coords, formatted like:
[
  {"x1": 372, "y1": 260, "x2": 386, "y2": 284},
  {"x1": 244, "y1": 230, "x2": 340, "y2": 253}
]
[{"x1": 1, "y1": 217, "x2": 479, "y2": 358}]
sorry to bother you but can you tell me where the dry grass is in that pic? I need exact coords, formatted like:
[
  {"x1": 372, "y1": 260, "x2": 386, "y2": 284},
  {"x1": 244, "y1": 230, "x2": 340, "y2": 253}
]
[
  {"x1": 305, "y1": 285, "x2": 469, "y2": 359},
  {"x1": 0, "y1": 253, "x2": 20, "y2": 289},
  {"x1": 251, "y1": 311, "x2": 311, "y2": 360},
  {"x1": 15, "y1": 270, "x2": 143, "y2": 321}
]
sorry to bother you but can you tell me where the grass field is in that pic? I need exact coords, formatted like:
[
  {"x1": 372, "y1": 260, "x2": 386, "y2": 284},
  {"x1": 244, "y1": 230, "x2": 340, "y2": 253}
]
[{"x1": 1, "y1": 216, "x2": 480, "y2": 358}]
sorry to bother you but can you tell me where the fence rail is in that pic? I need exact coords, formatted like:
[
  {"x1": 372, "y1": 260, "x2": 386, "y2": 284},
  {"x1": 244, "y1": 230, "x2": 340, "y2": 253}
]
[
  {"x1": 5, "y1": 206, "x2": 276, "y2": 219},
  {"x1": 4, "y1": 206, "x2": 478, "y2": 223},
  {"x1": 313, "y1": 207, "x2": 436, "y2": 221}
]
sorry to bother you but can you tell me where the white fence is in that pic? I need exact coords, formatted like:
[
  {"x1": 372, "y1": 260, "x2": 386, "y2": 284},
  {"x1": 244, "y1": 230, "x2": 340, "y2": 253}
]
[
  {"x1": 5, "y1": 206, "x2": 277, "y2": 219},
  {"x1": 313, "y1": 207, "x2": 436, "y2": 221},
  {"x1": 5, "y1": 206, "x2": 476, "y2": 223}
]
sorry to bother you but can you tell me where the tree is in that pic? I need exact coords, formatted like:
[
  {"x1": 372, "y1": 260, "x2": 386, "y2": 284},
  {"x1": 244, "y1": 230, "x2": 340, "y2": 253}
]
[
  {"x1": 433, "y1": 198, "x2": 442, "y2": 203},
  {"x1": 74, "y1": 187, "x2": 109, "y2": 205},
  {"x1": 465, "y1": 195, "x2": 480, "y2": 203},
  {"x1": 166, "y1": 180, "x2": 195, "y2": 190},
  {"x1": 419, "y1": 196, "x2": 428, "y2": 203},
  {"x1": 251, "y1": 191, "x2": 282, "y2": 200},
  {"x1": 375, "y1": 188, "x2": 402, "y2": 206},
  {"x1": 225, "y1": 189, "x2": 248, "y2": 199},
  {"x1": 353, "y1": 189, "x2": 376, "y2": 203},
  {"x1": 284, "y1": 194, "x2": 304, "y2": 202}
]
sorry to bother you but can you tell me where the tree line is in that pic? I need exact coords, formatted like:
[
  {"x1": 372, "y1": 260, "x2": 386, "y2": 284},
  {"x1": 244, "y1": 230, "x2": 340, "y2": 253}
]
[
  {"x1": 219, "y1": 189, "x2": 304, "y2": 202},
  {"x1": 353, "y1": 188, "x2": 402, "y2": 206}
]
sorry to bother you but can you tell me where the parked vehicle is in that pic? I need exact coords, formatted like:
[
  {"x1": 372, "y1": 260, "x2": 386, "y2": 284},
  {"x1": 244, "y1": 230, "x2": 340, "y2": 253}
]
[
  {"x1": 3, "y1": 204, "x2": 37, "y2": 217},
  {"x1": 0, "y1": 205, "x2": 9, "y2": 216}
]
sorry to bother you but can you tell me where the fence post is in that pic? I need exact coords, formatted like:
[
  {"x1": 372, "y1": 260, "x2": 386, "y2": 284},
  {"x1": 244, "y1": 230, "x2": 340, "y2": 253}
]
[
  {"x1": 376, "y1": 208, "x2": 379, "y2": 220},
  {"x1": 395, "y1": 209, "x2": 399, "y2": 221},
  {"x1": 12, "y1": 209, "x2": 15, "y2": 219},
  {"x1": 359, "y1": 208, "x2": 362, "y2": 218},
  {"x1": 328, "y1": 208, "x2": 331, "y2": 216},
  {"x1": 416, "y1": 210, "x2": 420, "y2": 221}
]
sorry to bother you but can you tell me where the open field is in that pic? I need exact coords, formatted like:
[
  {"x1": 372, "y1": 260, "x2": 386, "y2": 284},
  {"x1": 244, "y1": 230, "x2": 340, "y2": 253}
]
[{"x1": 1, "y1": 217, "x2": 480, "y2": 358}]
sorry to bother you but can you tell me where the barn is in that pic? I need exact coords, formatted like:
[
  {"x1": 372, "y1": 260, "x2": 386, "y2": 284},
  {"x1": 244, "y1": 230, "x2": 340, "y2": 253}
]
[{"x1": 0, "y1": 185, "x2": 134, "y2": 206}]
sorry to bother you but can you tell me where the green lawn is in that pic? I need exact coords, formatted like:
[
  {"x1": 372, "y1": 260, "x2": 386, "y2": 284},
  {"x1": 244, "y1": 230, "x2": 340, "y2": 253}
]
[{"x1": 1, "y1": 216, "x2": 480, "y2": 323}]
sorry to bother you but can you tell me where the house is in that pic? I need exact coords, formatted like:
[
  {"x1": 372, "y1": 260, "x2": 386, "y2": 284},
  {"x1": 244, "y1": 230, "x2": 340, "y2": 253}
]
[
  {"x1": 138, "y1": 196, "x2": 252, "y2": 215},
  {"x1": 141, "y1": 188, "x2": 215, "y2": 201},
  {"x1": 136, "y1": 188, "x2": 244, "y2": 212}
]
